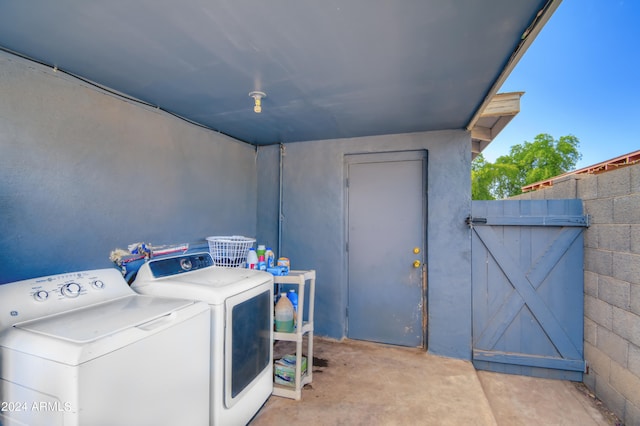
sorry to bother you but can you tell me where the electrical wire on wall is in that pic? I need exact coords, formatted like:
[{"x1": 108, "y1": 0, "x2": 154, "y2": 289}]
[
  {"x1": 0, "y1": 44, "x2": 250, "y2": 145},
  {"x1": 278, "y1": 143, "x2": 285, "y2": 258}
]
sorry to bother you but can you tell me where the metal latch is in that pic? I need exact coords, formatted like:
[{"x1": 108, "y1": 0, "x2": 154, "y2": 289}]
[{"x1": 465, "y1": 216, "x2": 487, "y2": 227}]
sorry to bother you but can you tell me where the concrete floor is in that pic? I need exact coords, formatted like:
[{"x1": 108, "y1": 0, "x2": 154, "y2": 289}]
[{"x1": 250, "y1": 338, "x2": 619, "y2": 426}]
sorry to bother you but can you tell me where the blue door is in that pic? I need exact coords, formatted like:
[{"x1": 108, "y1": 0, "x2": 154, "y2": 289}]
[
  {"x1": 470, "y1": 199, "x2": 588, "y2": 380},
  {"x1": 346, "y1": 151, "x2": 427, "y2": 347}
]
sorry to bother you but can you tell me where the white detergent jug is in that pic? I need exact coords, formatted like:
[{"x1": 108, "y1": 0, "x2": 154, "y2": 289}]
[
  {"x1": 274, "y1": 292, "x2": 294, "y2": 332},
  {"x1": 246, "y1": 248, "x2": 258, "y2": 269}
]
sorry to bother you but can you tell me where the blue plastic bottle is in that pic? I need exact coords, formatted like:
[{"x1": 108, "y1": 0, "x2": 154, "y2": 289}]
[{"x1": 287, "y1": 289, "x2": 298, "y2": 314}]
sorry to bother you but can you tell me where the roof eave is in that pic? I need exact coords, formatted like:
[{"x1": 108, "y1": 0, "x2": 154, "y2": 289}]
[{"x1": 466, "y1": 0, "x2": 562, "y2": 139}]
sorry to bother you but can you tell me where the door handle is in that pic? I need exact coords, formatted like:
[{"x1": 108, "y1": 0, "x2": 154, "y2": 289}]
[
  {"x1": 136, "y1": 312, "x2": 177, "y2": 331},
  {"x1": 413, "y1": 260, "x2": 421, "y2": 268}
]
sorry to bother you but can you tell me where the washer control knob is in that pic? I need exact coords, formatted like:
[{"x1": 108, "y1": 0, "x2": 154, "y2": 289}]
[
  {"x1": 180, "y1": 258, "x2": 193, "y2": 271},
  {"x1": 61, "y1": 282, "x2": 82, "y2": 298},
  {"x1": 92, "y1": 280, "x2": 105, "y2": 289},
  {"x1": 33, "y1": 290, "x2": 49, "y2": 302}
]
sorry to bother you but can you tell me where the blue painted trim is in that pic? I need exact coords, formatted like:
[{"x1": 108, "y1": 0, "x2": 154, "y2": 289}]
[
  {"x1": 467, "y1": 215, "x2": 589, "y2": 227},
  {"x1": 474, "y1": 349, "x2": 586, "y2": 372},
  {"x1": 473, "y1": 360, "x2": 584, "y2": 382}
]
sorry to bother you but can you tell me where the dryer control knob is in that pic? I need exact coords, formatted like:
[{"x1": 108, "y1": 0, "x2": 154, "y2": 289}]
[
  {"x1": 33, "y1": 290, "x2": 49, "y2": 302},
  {"x1": 61, "y1": 282, "x2": 82, "y2": 298},
  {"x1": 180, "y1": 258, "x2": 193, "y2": 271},
  {"x1": 92, "y1": 280, "x2": 105, "y2": 289}
]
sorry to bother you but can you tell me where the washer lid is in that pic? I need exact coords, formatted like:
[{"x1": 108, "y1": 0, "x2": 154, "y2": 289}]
[{"x1": 14, "y1": 295, "x2": 195, "y2": 343}]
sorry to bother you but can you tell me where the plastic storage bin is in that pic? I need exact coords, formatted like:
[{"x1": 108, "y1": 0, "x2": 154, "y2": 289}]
[{"x1": 206, "y1": 236, "x2": 255, "y2": 267}]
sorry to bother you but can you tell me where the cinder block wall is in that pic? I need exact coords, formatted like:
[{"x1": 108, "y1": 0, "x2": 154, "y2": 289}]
[{"x1": 512, "y1": 163, "x2": 640, "y2": 425}]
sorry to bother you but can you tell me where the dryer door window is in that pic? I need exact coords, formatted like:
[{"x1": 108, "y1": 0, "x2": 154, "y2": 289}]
[{"x1": 225, "y1": 286, "x2": 271, "y2": 406}]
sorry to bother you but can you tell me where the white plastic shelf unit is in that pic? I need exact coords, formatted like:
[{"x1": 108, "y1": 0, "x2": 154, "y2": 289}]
[{"x1": 272, "y1": 269, "x2": 316, "y2": 400}]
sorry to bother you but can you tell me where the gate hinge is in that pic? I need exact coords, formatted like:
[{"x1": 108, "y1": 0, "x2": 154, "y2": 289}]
[
  {"x1": 465, "y1": 215, "x2": 487, "y2": 227},
  {"x1": 466, "y1": 214, "x2": 589, "y2": 227}
]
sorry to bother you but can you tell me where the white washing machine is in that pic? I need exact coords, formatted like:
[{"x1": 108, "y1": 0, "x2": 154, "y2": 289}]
[
  {"x1": 0, "y1": 268, "x2": 211, "y2": 426},
  {"x1": 131, "y1": 252, "x2": 274, "y2": 426}
]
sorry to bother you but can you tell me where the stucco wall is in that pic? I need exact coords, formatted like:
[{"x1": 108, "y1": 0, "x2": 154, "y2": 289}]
[
  {"x1": 2, "y1": 49, "x2": 475, "y2": 361},
  {"x1": 265, "y1": 131, "x2": 473, "y2": 359},
  {"x1": 513, "y1": 163, "x2": 640, "y2": 426},
  {"x1": 0, "y1": 52, "x2": 258, "y2": 283}
]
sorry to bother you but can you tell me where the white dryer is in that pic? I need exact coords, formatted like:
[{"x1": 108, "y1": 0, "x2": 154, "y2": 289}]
[
  {"x1": 131, "y1": 252, "x2": 274, "y2": 426},
  {"x1": 0, "y1": 268, "x2": 210, "y2": 426}
]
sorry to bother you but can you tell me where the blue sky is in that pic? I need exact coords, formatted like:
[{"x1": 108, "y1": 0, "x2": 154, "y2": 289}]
[{"x1": 483, "y1": 0, "x2": 639, "y2": 169}]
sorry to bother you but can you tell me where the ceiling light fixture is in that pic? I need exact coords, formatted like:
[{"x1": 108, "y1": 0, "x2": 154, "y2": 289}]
[{"x1": 249, "y1": 91, "x2": 266, "y2": 113}]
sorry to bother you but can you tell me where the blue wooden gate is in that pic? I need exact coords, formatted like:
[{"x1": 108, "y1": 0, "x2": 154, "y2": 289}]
[{"x1": 470, "y1": 199, "x2": 588, "y2": 381}]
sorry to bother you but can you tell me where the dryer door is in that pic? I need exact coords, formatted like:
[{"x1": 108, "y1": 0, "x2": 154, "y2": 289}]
[{"x1": 224, "y1": 283, "x2": 273, "y2": 408}]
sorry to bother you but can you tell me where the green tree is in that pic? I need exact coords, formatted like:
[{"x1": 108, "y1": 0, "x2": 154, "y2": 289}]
[{"x1": 472, "y1": 133, "x2": 581, "y2": 200}]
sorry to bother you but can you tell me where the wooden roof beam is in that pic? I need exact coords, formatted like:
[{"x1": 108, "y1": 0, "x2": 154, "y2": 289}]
[{"x1": 470, "y1": 91, "x2": 524, "y2": 159}]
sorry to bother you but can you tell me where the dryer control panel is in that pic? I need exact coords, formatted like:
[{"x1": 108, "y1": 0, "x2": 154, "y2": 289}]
[
  {"x1": 148, "y1": 253, "x2": 214, "y2": 279},
  {"x1": 0, "y1": 268, "x2": 134, "y2": 330}
]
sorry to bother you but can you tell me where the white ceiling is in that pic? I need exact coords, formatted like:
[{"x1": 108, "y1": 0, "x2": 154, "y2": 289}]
[{"x1": 0, "y1": 0, "x2": 556, "y2": 145}]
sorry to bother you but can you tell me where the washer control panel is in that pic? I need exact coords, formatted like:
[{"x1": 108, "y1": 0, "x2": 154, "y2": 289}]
[
  {"x1": 0, "y1": 268, "x2": 134, "y2": 329},
  {"x1": 29, "y1": 274, "x2": 108, "y2": 302}
]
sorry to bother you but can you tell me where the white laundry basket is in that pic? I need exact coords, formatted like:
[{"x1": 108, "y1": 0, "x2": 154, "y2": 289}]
[{"x1": 206, "y1": 236, "x2": 255, "y2": 268}]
